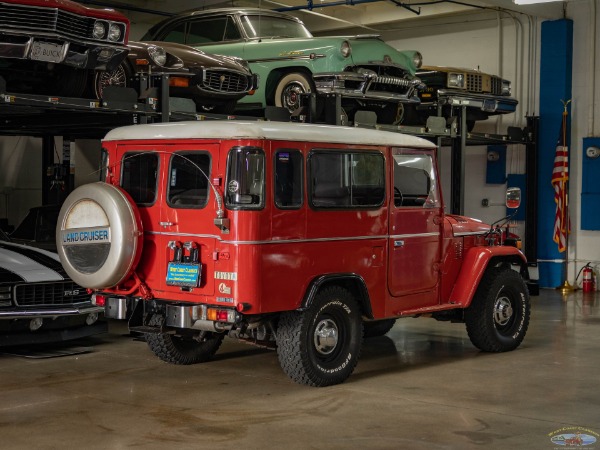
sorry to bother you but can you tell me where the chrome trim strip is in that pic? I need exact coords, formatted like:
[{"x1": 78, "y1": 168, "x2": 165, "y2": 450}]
[
  {"x1": 453, "y1": 231, "x2": 487, "y2": 237},
  {"x1": 146, "y1": 230, "x2": 440, "y2": 244},
  {"x1": 247, "y1": 54, "x2": 325, "y2": 64}
]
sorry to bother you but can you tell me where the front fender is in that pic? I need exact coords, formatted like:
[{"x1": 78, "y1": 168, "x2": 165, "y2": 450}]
[{"x1": 449, "y1": 246, "x2": 527, "y2": 307}]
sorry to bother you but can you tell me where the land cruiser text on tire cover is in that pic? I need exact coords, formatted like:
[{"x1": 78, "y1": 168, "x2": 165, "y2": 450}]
[
  {"x1": 56, "y1": 121, "x2": 532, "y2": 387},
  {"x1": 57, "y1": 182, "x2": 143, "y2": 289}
]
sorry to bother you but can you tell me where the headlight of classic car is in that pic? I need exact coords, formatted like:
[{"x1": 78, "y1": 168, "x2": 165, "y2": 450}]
[
  {"x1": 108, "y1": 23, "x2": 124, "y2": 42},
  {"x1": 148, "y1": 45, "x2": 168, "y2": 66},
  {"x1": 93, "y1": 21, "x2": 107, "y2": 39},
  {"x1": 502, "y1": 79, "x2": 511, "y2": 96},
  {"x1": 340, "y1": 41, "x2": 352, "y2": 58},
  {"x1": 447, "y1": 72, "x2": 466, "y2": 89},
  {"x1": 413, "y1": 51, "x2": 423, "y2": 69}
]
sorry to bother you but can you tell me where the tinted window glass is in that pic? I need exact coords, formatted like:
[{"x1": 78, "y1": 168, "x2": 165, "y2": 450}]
[
  {"x1": 162, "y1": 23, "x2": 186, "y2": 44},
  {"x1": 240, "y1": 15, "x2": 312, "y2": 39},
  {"x1": 100, "y1": 148, "x2": 108, "y2": 182},
  {"x1": 392, "y1": 153, "x2": 439, "y2": 208},
  {"x1": 224, "y1": 16, "x2": 242, "y2": 40},
  {"x1": 274, "y1": 149, "x2": 303, "y2": 209},
  {"x1": 226, "y1": 147, "x2": 264, "y2": 209},
  {"x1": 121, "y1": 152, "x2": 159, "y2": 205},
  {"x1": 310, "y1": 151, "x2": 384, "y2": 208},
  {"x1": 188, "y1": 18, "x2": 228, "y2": 44},
  {"x1": 167, "y1": 152, "x2": 211, "y2": 208}
]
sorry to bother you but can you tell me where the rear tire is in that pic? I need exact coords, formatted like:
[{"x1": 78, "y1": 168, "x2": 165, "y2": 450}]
[
  {"x1": 464, "y1": 268, "x2": 530, "y2": 352},
  {"x1": 145, "y1": 315, "x2": 224, "y2": 365},
  {"x1": 277, "y1": 286, "x2": 363, "y2": 386},
  {"x1": 94, "y1": 63, "x2": 131, "y2": 99}
]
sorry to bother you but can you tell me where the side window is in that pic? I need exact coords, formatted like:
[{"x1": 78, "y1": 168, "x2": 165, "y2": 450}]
[
  {"x1": 224, "y1": 16, "x2": 242, "y2": 40},
  {"x1": 274, "y1": 149, "x2": 303, "y2": 209},
  {"x1": 393, "y1": 153, "x2": 439, "y2": 208},
  {"x1": 121, "y1": 152, "x2": 159, "y2": 205},
  {"x1": 100, "y1": 148, "x2": 108, "y2": 182},
  {"x1": 188, "y1": 18, "x2": 228, "y2": 44},
  {"x1": 226, "y1": 146, "x2": 265, "y2": 209},
  {"x1": 162, "y1": 23, "x2": 187, "y2": 44},
  {"x1": 167, "y1": 152, "x2": 211, "y2": 209},
  {"x1": 309, "y1": 150, "x2": 384, "y2": 208}
]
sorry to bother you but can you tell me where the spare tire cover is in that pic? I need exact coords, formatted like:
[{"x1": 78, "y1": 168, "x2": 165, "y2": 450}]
[{"x1": 56, "y1": 182, "x2": 143, "y2": 289}]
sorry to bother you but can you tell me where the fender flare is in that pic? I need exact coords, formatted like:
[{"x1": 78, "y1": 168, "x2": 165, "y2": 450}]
[
  {"x1": 300, "y1": 273, "x2": 373, "y2": 319},
  {"x1": 449, "y1": 246, "x2": 528, "y2": 307}
]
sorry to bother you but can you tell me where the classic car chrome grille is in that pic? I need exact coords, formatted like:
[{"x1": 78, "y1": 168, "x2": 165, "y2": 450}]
[
  {"x1": 15, "y1": 282, "x2": 89, "y2": 307},
  {"x1": 374, "y1": 75, "x2": 413, "y2": 87},
  {"x1": 490, "y1": 76, "x2": 502, "y2": 95},
  {"x1": 203, "y1": 70, "x2": 249, "y2": 94},
  {"x1": 467, "y1": 73, "x2": 482, "y2": 92},
  {"x1": 0, "y1": 3, "x2": 99, "y2": 43},
  {"x1": 466, "y1": 73, "x2": 503, "y2": 95}
]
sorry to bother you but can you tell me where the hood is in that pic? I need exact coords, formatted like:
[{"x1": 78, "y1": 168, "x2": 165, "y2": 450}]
[
  {"x1": 446, "y1": 214, "x2": 490, "y2": 236},
  {"x1": 0, "y1": 240, "x2": 66, "y2": 284}
]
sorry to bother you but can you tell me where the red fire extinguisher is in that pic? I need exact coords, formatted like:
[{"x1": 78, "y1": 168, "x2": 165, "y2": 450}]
[{"x1": 582, "y1": 264, "x2": 595, "y2": 293}]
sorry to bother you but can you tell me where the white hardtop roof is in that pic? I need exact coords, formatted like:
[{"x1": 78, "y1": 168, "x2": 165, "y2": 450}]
[{"x1": 103, "y1": 121, "x2": 436, "y2": 149}]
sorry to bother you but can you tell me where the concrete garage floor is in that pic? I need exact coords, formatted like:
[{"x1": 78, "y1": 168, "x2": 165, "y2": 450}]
[{"x1": 1, "y1": 289, "x2": 599, "y2": 450}]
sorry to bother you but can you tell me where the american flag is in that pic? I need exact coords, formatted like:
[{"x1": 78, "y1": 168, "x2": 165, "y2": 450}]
[{"x1": 552, "y1": 110, "x2": 570, "y2": 253}]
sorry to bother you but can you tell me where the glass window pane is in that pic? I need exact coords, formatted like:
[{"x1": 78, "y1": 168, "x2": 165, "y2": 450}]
[
  {"x1": 167, "y1": 152, "x2": 211, "y2": 208},
  {"x1": 162, "y1": 23, "x2": 186, "y2": 44},
  {"x1": 121, "y1": 152, "x2": 159, "y2": 205},
  {"x1": 240, "y1": 15, "x2": 312, "y2": 39},
  {"x1": 226, "y1": 147, "x2": 264, "y2": 209},
  {"x1": 274, "y1": 149, "x2": 303, "y2": 209},
  {"x1": 392, "y1": 154, "x2": 439, "y2": 208},
  {"x1": 310, "y1": 151, "x2": 384, "y2": 208},
  {"x1": 224, "y1": 16, "x2": 242, "y2": 40},
  {"x1": 188, "y1": 18, "x2": 228, "y2": 44}
]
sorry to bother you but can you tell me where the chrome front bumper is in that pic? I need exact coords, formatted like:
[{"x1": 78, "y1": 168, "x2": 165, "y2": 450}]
[
  {"x1": 0, "y1": 304, "x2": 104, "y2": 320},
  {"x1": 0, "y1": 30, "x2": 128, "y2": 71},
  {"x1": 313, "y1": 71, "x2": 423, "y2": 103},
  {"x1": 434, "y1": 89, "x2": 518, "y2": 114}
]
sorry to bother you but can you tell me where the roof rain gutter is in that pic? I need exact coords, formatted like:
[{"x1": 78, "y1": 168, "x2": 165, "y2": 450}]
[{"x1": 274, "y1": 0, "x2": 420, "y2": 16}]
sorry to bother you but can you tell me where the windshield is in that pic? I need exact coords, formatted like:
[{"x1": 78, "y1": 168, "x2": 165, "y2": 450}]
[{"x1": 240, "y1": 15, "x2": 312, "y2": 39}]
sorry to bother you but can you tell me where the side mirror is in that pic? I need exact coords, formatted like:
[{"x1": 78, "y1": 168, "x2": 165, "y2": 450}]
[{"x1": 506, "y1": 187, "x2": 521, "y2": 209}]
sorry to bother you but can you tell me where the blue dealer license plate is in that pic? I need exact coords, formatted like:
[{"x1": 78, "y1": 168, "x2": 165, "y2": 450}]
[{"x1": 166, "y1": 262, "x2": 201, "y2": 287}]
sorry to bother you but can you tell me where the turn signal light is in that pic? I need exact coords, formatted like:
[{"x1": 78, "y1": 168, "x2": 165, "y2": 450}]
[{"x1": 169, "y1": 77, "x2": 190, "y2": 88}]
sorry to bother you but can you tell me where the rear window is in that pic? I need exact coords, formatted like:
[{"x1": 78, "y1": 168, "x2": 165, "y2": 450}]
[
  {"x1": 309, "y1": 150, "x2": 385, "y2": 208},
  {"x1": 121, "y1": 152, "x2": 159, "y2": 205},
  {"x1": 167, "y1": 152, "x2": 211, "y2": 209},
  {"x1": 226, "y1": 146, "x2": 265, "y2": 210},
  {"x1": 274, "y1": 149, "x2": 303, "y2": 209}
]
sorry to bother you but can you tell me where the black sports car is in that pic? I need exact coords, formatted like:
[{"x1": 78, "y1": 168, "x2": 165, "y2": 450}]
[
  {"x1": 95, "y1": 40, "x2": 258, "y2": 114},
  {"x1": 0, "y1": 228, "x2": 106, "y2": 346}
]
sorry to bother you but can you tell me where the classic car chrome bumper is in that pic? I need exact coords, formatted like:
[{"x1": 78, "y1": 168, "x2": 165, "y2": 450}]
[
  {"x1": 313, "y1": 71, "x2": 423, "y2": 103},
  {"x1": 433, "y1": 89, "x2": 518, "y2": 114},
  {"x1": 0, "y1": 304, "x2": 104, "y2": 320},
  {"x1": 0, "y1": 30, "x2": 128, "y2": 71}
]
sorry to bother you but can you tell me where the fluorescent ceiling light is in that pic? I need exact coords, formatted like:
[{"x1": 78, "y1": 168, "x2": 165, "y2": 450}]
[{"x1": 514, "y1": 0, "x2": 563, "y2": 4}]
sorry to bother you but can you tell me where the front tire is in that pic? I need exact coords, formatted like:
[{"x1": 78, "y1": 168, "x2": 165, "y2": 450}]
[
  {"x1": 464, "y1": 268, "x2": 530, "y2": 352},
  {"x1": 145, "y1": 315, "x2": 224, "y2": 365},
  {"x1": 274, "y1": 72, "x2": 315, "y2": 114},
  {"x1": 277, "y1": 286, "x2": 363, "y2": 386},
  {"x1": 94, "y1": 63, "x2": 131, "y2": 99}
]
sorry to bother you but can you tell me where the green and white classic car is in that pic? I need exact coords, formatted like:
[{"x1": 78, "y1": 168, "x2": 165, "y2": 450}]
[{"x1": 142, "y1": 8, "x2": 424, "y2": 122}]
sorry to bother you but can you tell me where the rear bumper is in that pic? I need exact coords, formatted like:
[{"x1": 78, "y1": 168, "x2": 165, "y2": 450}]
[{"x1": 0, "y1": 30, "x2": 128, "y2": 71}]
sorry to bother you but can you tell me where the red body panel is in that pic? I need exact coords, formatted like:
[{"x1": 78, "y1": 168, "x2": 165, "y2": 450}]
[{"x1": 2, "y1": 0, "x2": 129, "y2": 21}]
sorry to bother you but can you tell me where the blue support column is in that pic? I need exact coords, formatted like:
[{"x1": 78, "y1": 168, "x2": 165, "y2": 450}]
[{"x1": 537, "y1": 19, "x2": 573, "y2": 288}]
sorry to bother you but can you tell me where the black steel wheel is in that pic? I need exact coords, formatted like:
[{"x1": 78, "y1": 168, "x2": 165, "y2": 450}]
[
  {"x1": 363, "y1": 318, "x2": 397, "y2": 338},
  {"x1": 274, "y1": 71, "x2": 315, "y2": 113},
  {"x1": 145, "y1": 315, "x2": 224, "y2": 365},
  {"x1": 464, "y1": 267, "x2": 530, "y2": 352},
  {"x1": 276, "y1": 286, "x2": 363, "y2": 387}
]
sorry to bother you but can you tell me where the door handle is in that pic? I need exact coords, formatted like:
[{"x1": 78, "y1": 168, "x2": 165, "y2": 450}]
[
  {"x1": 394, "y1": 240, "x2": 404, "y2": 248},
  {"x1": 159, "y1": 221, "x2": 175, "y2": 227}
]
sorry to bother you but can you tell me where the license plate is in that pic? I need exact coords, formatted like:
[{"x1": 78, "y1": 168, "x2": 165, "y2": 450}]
[
  {"x1": 30, "y1": 41, "x2": 65, "y2": 63},
  {"x1": 166, "y1": 262, "x2": 201, "y2": 287}
]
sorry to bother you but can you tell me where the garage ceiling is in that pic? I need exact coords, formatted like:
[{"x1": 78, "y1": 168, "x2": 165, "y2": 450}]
[{"x1": 91, "y1": 0, "x2": 567, "y2": 34}]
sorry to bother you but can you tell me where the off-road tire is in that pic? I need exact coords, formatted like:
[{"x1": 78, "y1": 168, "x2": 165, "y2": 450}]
[
  {"x1": 276, "y1": 286, "x2": 363, "y2": 387},
  {"x1": 145, "y1": 315, "x2": 224, "y2": 365},
  {"x1": 363, "y1": 318, "x2": 397, "y2": 338},
  {"x1": 464, "y1": 267, "x2": 530, "y2": 352}
]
